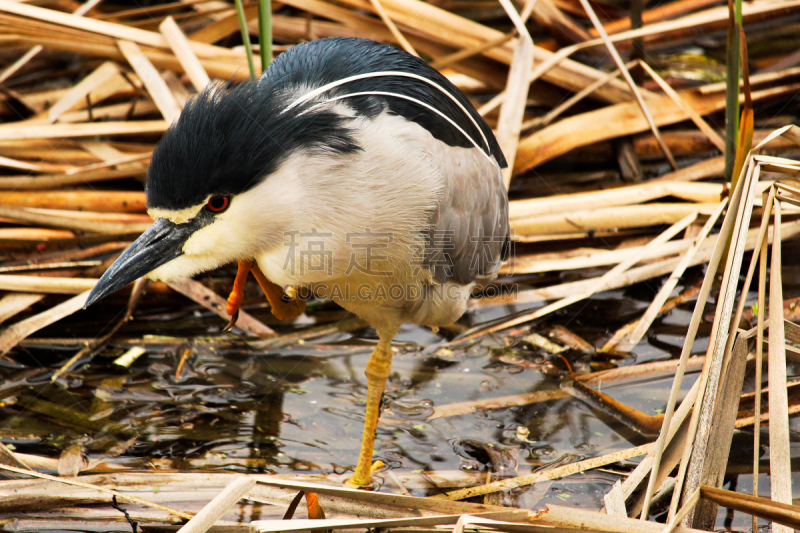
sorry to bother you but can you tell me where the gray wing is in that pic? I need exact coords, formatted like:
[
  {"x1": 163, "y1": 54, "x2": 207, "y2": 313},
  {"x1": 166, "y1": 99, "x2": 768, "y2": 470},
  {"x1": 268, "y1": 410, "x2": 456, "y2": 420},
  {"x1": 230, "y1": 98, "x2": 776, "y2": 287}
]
[{"x1": 425, "y1": 147, "x2": 509, "y2": 285}]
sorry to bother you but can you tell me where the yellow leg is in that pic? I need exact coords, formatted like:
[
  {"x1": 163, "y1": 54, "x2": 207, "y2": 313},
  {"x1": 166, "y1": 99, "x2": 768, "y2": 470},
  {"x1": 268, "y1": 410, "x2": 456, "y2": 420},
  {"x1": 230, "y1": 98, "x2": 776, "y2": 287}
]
[{"x1": 347, "y1": 337, "x2": 393, "y2": 488}]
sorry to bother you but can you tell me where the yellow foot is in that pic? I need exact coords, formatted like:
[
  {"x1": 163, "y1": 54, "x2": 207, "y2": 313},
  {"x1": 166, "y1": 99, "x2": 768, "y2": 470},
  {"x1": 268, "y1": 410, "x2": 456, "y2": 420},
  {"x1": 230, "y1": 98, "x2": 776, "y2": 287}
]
[{"x1": 344, "y1": 460, "x2": 385, "y2": 489}]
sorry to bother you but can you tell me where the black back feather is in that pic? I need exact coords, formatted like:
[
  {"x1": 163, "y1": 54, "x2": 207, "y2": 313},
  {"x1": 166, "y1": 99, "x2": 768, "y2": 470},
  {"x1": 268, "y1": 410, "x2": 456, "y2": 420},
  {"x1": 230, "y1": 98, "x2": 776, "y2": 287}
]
[{"x1": 146, "y1": 37, "x2": 505, "y2": 210}]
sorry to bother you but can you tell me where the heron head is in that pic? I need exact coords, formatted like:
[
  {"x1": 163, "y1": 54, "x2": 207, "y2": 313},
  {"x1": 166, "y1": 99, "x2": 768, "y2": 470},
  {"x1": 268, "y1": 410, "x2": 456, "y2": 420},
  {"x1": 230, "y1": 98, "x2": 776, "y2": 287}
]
[{"x1": 84, "y1": 77, "x2": 361, "y2": 308}]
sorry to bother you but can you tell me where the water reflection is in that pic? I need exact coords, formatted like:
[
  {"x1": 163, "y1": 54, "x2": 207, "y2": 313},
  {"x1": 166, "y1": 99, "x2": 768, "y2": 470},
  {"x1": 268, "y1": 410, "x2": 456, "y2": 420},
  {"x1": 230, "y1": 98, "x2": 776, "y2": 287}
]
[{"x1": 1, "y1": 280, "x2": 797, "y2": 529}]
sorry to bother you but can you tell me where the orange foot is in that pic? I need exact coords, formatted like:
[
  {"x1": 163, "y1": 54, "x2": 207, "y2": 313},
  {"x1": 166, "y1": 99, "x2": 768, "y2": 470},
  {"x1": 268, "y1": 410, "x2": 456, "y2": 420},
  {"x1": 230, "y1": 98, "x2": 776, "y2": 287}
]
[
  {"x1": 250, "y1": 264, "x2": 306, "y2": 320},
  {"x1": 304, "y1": 491, "x2": 325, "y2": 519},
  {"x1": 225, "y1": 259, "x2": 306, "y2": 330},
  {"x1": 224, "y1": 259, "x2": 253, "y2": 331}
]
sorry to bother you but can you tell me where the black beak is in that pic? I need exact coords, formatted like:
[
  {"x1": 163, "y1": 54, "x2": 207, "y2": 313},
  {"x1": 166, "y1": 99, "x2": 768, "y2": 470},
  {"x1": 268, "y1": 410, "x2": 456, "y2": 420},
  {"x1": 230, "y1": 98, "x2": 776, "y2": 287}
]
[{"x1": 84, "y1": 216, "x2": 208, "y2": 308}]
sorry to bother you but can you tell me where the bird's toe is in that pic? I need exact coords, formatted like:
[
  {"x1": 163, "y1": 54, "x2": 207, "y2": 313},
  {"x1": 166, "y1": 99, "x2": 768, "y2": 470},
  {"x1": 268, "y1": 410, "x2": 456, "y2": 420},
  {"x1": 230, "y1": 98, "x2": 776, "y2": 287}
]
[{"x1": 344, "y1": 460, "x2": 385, "y2": 490}]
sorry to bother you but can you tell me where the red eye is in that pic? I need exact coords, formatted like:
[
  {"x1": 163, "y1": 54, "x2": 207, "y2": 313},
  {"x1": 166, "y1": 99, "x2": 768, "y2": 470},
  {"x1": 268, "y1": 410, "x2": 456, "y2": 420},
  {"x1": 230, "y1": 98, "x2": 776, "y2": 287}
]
[{"x1": 207, "y1": 195, "x2": 230, "y2": 213}]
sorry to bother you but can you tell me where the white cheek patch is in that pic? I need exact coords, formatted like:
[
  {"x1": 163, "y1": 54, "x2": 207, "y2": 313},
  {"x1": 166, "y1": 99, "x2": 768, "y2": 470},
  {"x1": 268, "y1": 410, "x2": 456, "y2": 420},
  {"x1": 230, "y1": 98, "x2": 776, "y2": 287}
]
[
  {"x1": 147, "y1": 255, "x2": 217, "y2": 281},
  {"x1": 143, "y1": 159, "x2": 309, "y2": 283},
  {"x1": 143, "y1": 223, "x2": 232, "y2": 282},
  {"x1": 148, "y1": 202, "x2": 206, "y2": 224},
  {"x1": 182, "y1": 217, "x2": 235, "y2": 256},
  {"x1": 148, "y1": 198, "x2": 264, "y2": 281}
]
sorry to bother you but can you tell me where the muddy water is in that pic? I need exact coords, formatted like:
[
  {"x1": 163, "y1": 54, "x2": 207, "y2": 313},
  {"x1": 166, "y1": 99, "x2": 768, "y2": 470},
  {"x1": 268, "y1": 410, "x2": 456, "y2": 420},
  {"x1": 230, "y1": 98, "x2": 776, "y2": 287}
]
[{"x1": 0, "y1": 261, "x2": 797, "y2": 530}]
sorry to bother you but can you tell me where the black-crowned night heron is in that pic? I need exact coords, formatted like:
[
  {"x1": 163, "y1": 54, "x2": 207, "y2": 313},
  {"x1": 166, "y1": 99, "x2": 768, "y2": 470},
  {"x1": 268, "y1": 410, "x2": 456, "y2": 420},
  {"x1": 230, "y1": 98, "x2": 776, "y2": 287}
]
[{"x1": 85, "y1": 37, "x2": 509, "y2": 488}]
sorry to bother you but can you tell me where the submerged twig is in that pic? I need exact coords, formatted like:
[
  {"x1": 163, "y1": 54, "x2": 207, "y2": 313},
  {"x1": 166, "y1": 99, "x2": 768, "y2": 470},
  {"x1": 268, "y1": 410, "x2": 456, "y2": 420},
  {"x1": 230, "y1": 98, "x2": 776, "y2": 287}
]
[
  {"x1": 51, "y1": 278, "x2": 148, "y2": 382},
  {"x1": 432, "y1": 444, "x2": 652, "y2": 501}
]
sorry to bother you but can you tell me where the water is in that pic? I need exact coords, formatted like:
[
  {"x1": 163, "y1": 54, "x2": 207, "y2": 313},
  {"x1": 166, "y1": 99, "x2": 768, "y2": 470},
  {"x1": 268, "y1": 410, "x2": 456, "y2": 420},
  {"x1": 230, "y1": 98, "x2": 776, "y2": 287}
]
[{"x1": 0, "y1": 262, "x2": 797, "y2": 530}]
